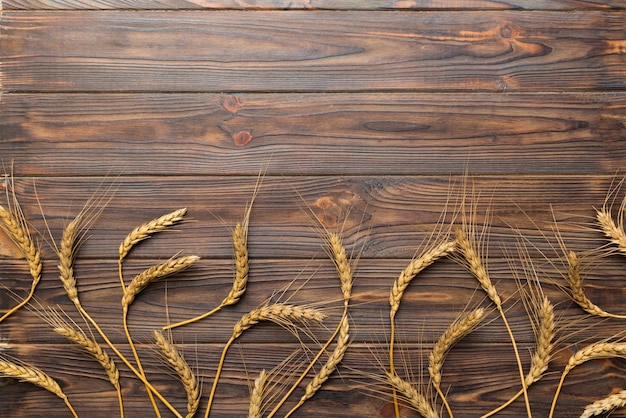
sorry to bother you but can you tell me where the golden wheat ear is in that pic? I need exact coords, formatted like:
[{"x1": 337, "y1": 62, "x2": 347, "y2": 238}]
[
  {"x1": 0, "y1": 181, "x2": 42, "y2": 323},
  {"x1": 581, "y1": 389, "x2": 626, "y2": 418},
  {"x1": 0, "y1": 355, "x2": 79, "y2": 418}
]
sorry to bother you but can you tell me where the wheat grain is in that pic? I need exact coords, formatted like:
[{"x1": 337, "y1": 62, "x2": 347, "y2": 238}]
[
  {"x1": 428, "y1": 307, "x2": 486, "y2": 387},
  {"x1": 119, "y1": 208, "x2": 187, "y2": 261},
  {"x1": 385, "y1": 372, "x2": 438, "y2": 418},
  {"x1": 153, "y1": 331, "x2": 200, "y2": 418},
  {"x1": 248, "y1": 369, "x2": 267, "y2": 418},
  {"x1": 0, "y1": 357, "x2": 78, "y2": 417},
  {"x1": 54, "y1": 326, "x2": 120, "y2": 390},
  {"x1": 581, "y1": 389, "x2": 626, "y2": 418},
  {"x1": 122, "y1": 255, "x2": 200, "y2": 309},
  {"x1": 390, "y1": 240, "x2": 456, "y2": 318}
]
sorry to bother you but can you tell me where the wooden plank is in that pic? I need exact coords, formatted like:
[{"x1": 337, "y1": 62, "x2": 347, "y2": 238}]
[
  {"x1": 3, "y1": 0, "x2": 625, "y2": 10},
  {"x1": 4, "y1": 342, "x2": 626, "y2": 417},
  {"x1": 1, "y1": 11, "x2": 625, "y2": 92},
  {"x1": 0, "y1": 175, "x2": 618, "y2": 259},
  {"x1": 2, "y1": 93, "x2": 625, "y2": 176}
]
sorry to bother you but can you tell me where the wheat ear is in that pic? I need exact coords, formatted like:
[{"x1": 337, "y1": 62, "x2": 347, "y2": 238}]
[
  {"x1": 164, "y1": 221, "x2": 249, "y2": 330},
  {"x1": 385, "y1": 372, "x2": 437, "y2": 418},
  {"x1": 284, "y1": 314, "x2": 350, "y2": 418},
  {"x1": 581, "y1": 389, "x2": 626, "y2": 418},
  {"x1": 268, "y1": 231, "x2": 353, "y2": 418},
  {"x1": 153, "y1": 331, "x2": 200, "y2": 418},
  {"x1": 118, "y1": 208, "x2": 187, "y2": 290},
  {"x1": 482, "y1": 296, "x2": 555, "y2": 417},
  {"x1": 248, "y1": 369, "x2": 267, "y2": 418},
  {"x1": 565, "y1": 250, "x2": 626, "y2": 319},
  {"x1": 205, "y1": 303, "x2": 326, "y2": 418},
  {"x1": 429, "y1": 307, "x2": 486, "y2": 417},
  {"x1": 597, "y1": 206, "x2": 626, "y2": 256},
  {"x1": 0, "y1": 357, "x2": 78, "y2": 418},
  {"x1": 0, "y1": 204, "x2": 42, "y2": 323},
  {"x1": 389, "y1": 240, "x2": 456, "y2": 417},
  {"x1": 454, "y1": 227, "x2": 531, "y2": 417},
  {"x1": 549, "y1": 342, "x2": 626, "y2": 418}
]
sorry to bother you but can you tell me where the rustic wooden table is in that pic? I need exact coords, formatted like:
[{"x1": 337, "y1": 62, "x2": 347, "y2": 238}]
[{"x1": 1, "y1": 1, "x2": 626, "y2": 417}]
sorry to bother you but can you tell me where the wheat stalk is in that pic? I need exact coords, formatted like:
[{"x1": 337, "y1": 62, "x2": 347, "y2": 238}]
[
  {"x1": 328, "y1": 232, "x2": 352, "y2": 306},
  {"x1": 248, "y1": 369, "x2": 267, "y2": 418},
  {"x1": 565, "y1": 250, "x2": 626, "y2": 319},
  {"x1": 205, "y1": 303, "x2": 326, "y2": 418},
  {"x1": 0, "y1": 202, "x2": 42, "y2": 323},
  {"x1": 119, "y1": 208, "x2": 187, "y2": 261},
  {"x1": 164, "y1": 221, "x2": 250, "y2": 330},
  {"x1": 0, "y1": 357, "x2": 78, "y2": 418},
  {"x1": 153, "y1": 331, "x2": 200, "y2": 418},
  {"x1": 597, "y1": 194, "x2": 626, "y2": 256},
  {"x1": 581, "y1": 389, "x2": 626, "y2": 418},
  {"x1": 549, "y1": 342, "x2": 626, "y2": 418},
  {"x1": 454, "y1": 227, "x2": 531, "y2": 417},
  {"x1": 385, "y1": 372, "x2": 438, "y2": 418},
  {"x1": 122, "y1": 255, "x2": 200, "y2": 309},
  {"x1": 58, "y1": 216, "x2": 81, "y2": 306}
]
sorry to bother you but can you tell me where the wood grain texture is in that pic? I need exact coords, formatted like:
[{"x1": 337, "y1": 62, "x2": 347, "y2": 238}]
[
  {"x1": 2, "y1": 93, "x2": 625, "y2": 176},
  {"x1": 3, "y1": 0, "x2": 626, "y2": 10},
  {"x1": 1, "y1": 11, "x2": 625, "y2": 92}
]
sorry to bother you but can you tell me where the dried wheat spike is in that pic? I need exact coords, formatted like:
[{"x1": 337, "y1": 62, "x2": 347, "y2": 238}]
[
  {"x1": 429, "y1": 307, "x2": 486, "y2": 387},
  {"x1": 525, "y1": 296, "x2": 555, "y2": 386},
  {"x1": 0, "y1": 204, "x2": 42, "y2": 284},
  {"x1": 328, "y1": 232, "x2": 352, "y2": 305},
  {"x1": 390, "y1": 240, "x2": 457, "y2": 318},
  {"x1": 454, "y1": 228, "x2": 501, "y2": 306},
  {"x1": 153, "y1": 331, "x2": 200, "y2": 418},
  {"x1": 58, "y1": 217, "x2": 81, "y2": 305},
  {"x1": 0, "y1": 357, "x2": 78, "y2": 417},
  {"x1": 300, "y1": 314, "x2": 350, "y2": 404},
  {"x1": 385, "y1": 372, "x2": 438, "y2": 418},
  {"x1": 597, "y1": 207, "x2": 626, "y2": 256},
  {"x1": 122, "y1": 255, "x2": 200, "y2": 309},
  {"x1": 221, "y1": 221, "x2": 249, "y2": 307},
  {"x1": 248, "y1": 369, "x2": 267, "y2": 418},
  {"x1": 119, "y1": 208, "x2": 187, "y2": 261},
  {"x1": 581, "y1": 389, "x2": 626, "y2": 418},
  {"x1": 566, "y1": 251, "x2": 626, "y2": 319},
  {"x1": 233, "y1": 303, "x2": 327, "y2": 339},
  {"x1": 54, "y1": 326, "x2": 120, "y2": 390}
]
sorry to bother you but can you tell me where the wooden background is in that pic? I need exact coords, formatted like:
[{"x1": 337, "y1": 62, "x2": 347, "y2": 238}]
[{"x1": 1, "y1": 1, "x2": 626, "y2": 417}]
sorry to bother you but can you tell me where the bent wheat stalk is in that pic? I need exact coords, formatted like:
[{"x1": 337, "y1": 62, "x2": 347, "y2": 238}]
[
  {"x1": 153, "y1": 331, "x2": 200, "y2": 418},
  {"x1": 429, "y1": 307, "x2": 486, "y2": 418},
  {"x1": 389, "y1": 240, "x2": 456, "y2": 417},
  {"x1": 205, "y1": 303, "x2": 326, "y2": 418},
  {"x1": 0, "y1": 357, "x2": 78, "y2": 418},
  {"x1": 454, "y1": 228, "x2": 531, "y2": 418},
  {"x1": 268, "y1": 231, "x2": 353, "y2": 418},
  {"x1": 0, "y1": 202, "x2": 42, "y2": 323},
  {"x1": 549, "y1": 342, "x2": 626, "y2": 418},
  {"x1": 565, "y1": 250, "x2": 626, "y2": 319},
  {"x1": 122, "y1": 256, "x2": 199, "y2": 418}
]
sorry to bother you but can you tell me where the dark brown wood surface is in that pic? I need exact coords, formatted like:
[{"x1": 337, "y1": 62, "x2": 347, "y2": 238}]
[{"x1": 1, "y1": 1, "x2": 626, "y2": 417}]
